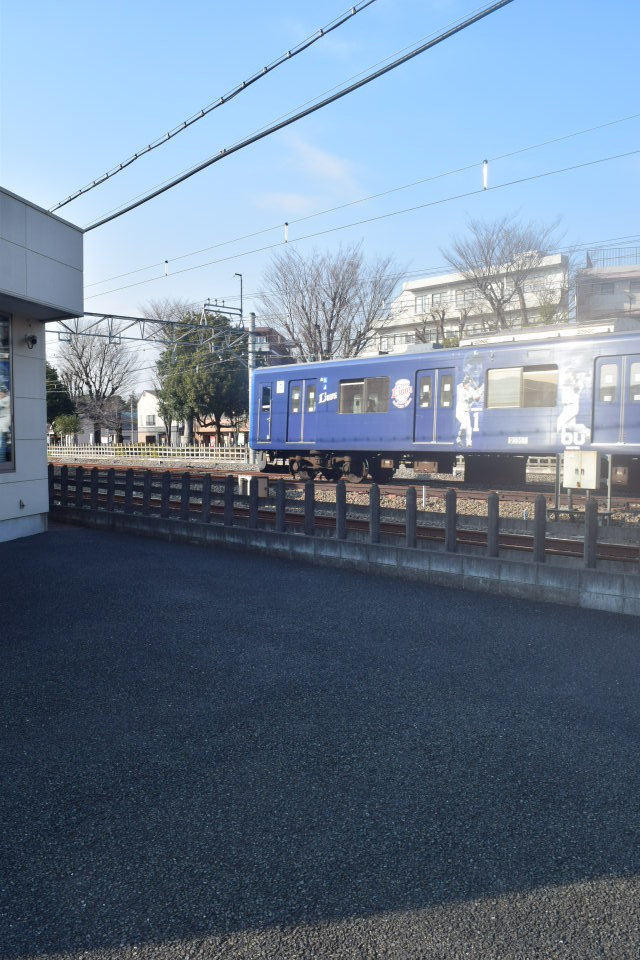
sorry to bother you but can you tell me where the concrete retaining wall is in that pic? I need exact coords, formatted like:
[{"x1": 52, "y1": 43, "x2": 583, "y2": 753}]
[{"x1": 51, "y1": 505, "x2": 640, "y2": 617}]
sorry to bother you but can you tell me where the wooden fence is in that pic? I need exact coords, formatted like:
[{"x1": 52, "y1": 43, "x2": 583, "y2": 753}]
[{"x1": 48, "y1": 464, "x2": 620, "y2": 570}]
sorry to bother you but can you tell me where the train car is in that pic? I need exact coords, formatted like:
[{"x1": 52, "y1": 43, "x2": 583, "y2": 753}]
[{"x1": 249, "y1": 329, "x2": 640, "y2": 490}]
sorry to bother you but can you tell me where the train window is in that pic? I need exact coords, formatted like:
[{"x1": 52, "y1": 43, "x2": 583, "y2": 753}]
[
  {"x1": 439, "y1": 374, "x2": 453, "y2": 407},
  {"x1": 291, "y1": 386, "x2": 301, "y2": 414},
  {"x1": 365, "y1": 377, "x2": 389, "y2": 413},
  {"x1": 522, "y1": 366, "x2": 557, "y2": 407},
  {"x1": 306, "y1": 385, "x2": 317, "y2": 412},
  {"x1": 419, "y1": 375, "x2": 433, "y2": 408},
  {"x1": 339, "y1": 378, "x2": 389, "y2": 413},
  {"x1": 340, "y1": 380, "x2": 363, "y2": 414},
  {"x1": 599, "y1": 364, "x2": 618, "y2": 403},
  {"x1": 487, "y1": 366, "x2": 558, "y2": 408},
  {"x1": 630, "y1": 363, "x2": 640, "y2": 403},
  {"x1": 261, "y1": 386, "x2": 271, "y2": 410},
  {"x1": 486, "y1": 367, "x2": 522, "y2": 408}
]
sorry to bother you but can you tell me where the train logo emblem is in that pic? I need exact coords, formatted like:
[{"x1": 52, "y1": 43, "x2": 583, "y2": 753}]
[{"x1": 391, "y1": 378, "x2": 413, "y2": 409}]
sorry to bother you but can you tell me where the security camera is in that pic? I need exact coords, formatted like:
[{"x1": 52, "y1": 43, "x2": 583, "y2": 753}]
[{"x1": 25, "y1": 334, "x2": 38, "y2": 349}]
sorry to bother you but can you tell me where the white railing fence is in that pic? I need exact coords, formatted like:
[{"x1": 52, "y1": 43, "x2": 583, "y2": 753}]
[{"x1": 48, "y1": 443, "x2": 250, "y2": 462}]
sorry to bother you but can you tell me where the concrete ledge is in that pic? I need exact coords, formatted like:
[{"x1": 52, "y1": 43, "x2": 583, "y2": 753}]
[{"x1": 50, "y1": 506, "x2": 640, "y2": 617}]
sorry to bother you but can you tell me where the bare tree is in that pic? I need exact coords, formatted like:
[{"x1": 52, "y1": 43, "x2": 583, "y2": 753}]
[
  {"x1": 259, "y1": 244, "x2": 400, "y2": 360},
  {"x1": 441, "y1": 216, "x2": 562, "y2": 329},
  {"x1": 57, "y1": 332, "x2": 137, "y2": 442}
]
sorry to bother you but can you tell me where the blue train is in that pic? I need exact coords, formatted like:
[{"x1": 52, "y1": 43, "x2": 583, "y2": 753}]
[{"x1": 249, "y1": 330, "x2": 640, "y2": 489}]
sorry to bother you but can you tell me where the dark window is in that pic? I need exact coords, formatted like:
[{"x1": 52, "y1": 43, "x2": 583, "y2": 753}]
[
  {"x1": 291, "y1": 386, "x2": 301, "y2": 414},
  {"x1": 439, "y1": 374, "x2": 454, "y2": 408},
  {"x1": 419, "y1": 375, "x2": 433, "y2": 408},
  {"x1": 0, "y1": 314, "x2": 12, "y2": 469},
  {"x1": 261, "y1": 385, "x2": 271, "y2": 410},
  {"x1": 340, "y1": 381, "x2": 363, "y2": 414},
  {"x1": 630, "y1": 363, "x2": 640, "y2": 403},
  {"x1": 365, "y1": 377, "x2": 389, "y2": 413},
  {"x1": 599, "y1": 363, "x2": 618, "y2": 403},
  {"x1": 339, "y1": 377, "x2": 389, "y2": 414},
  {"x1": 306, "y1": 385, "x2": 316, "y2": 413}
]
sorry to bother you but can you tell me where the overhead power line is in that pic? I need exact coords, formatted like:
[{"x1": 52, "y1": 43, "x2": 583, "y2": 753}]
[
  {"x1": 49, "y1": 0, "x2": 380, "y2": 213},
  {"x1": 82, "y1": 0, "x2": 516, "y2": 233},
  {"x1": 84, "y1": 146, "x2": 640, "y2": 301},
  {"x1": 84, "y1": 111, "x2": 640, "y2": 290}
]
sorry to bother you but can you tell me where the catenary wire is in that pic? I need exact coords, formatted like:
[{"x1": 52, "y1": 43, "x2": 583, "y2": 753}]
[
  {"x1": 79, "y1": 2, "x2": 495, "y2": 227},
  {"x1": 84, "y1": 147, "x2": 640, "y2": 301},
  {"x1": 82, "y1": 1, "x2": 516, "y2": 233},
  {"x1": 84, "y1": 110, "x2": 640, "y2": 289},
  {"x1": 49, "y1": 0, "x2": 381, "y2": 212}
]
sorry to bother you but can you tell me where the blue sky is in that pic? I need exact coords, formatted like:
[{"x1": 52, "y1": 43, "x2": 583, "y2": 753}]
[{"x1": 1, "y1": 0, "x2": 638, "y2": 387}]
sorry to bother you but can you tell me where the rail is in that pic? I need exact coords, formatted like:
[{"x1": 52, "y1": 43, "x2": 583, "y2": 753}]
[
  {"x1": 48, "y1": 464, "x2": 639, "y2": 569},
  {"x1": 47, "y1": 443, "x2": 249, "y2": 462}
]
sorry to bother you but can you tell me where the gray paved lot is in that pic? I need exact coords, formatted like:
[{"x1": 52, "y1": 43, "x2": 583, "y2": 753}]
[{"x1": 1, "y1": 524, "x2": 639, "y2": 959}]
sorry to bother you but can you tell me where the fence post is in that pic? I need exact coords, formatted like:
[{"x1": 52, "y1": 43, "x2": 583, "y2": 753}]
[
  {"x1": 445, "y1": 488, "x2": 457, "y2": 553},
  {"x1": 369, "y1": 483, "x2": 380, "y2": 544},
  {"x1": 75, "y1": 466, "x2": 84, "y2": 508},
  {"x1": 160, "y1": 471, "x2": 171, "y2": 519},
  {"x1": 275, "y1": 478, "x2": 286, "y2": 533},
  {"x1": 200, "y1": 474, "x2": 212, "y2": 523},
  {"x1": 487, "y1": 491, "x2": 499, "y2": 558},
  {"x1": 90, "y1": 468, "x2": 99, "y2": 512},
  {"x1": 304, "y1": 479, "x2": 315, "y2": 536},
  {"x1": 180, "y1": 472, "x2": 191, "y2": 521},
  {"x1": 60, "y1": 465, "x2": 69, "y2": 507},
  {"x1": 533, "y1": 494, "x2": 547, "y2": 563},
  {"x1": 48, "y1": 463, "x2": 54, "y2": 506},
  {"x1": 142, "y1": 471, "x2": 152, "y2": 516},
  {"x1": 224, "y1": 475, "x2": 234, "y2": 526},
  {"x1": 249, "y1": 476, "x2": 260, "y2": 529},
  {"x1": 406, "y1": 486, "x2": 417, "y2": 549},
  {"x1": 335, "y1": 479, "x2": 347, "y2": 541},
  {"x1": 584, "y1": 497, "x2": 598, "y2": 569},
  {"x1": 124, "y1": 468, "x2": 134, "y2": 514},
  {"x1": 106, "y1": 468, "x2": 115, "y2": 512}
]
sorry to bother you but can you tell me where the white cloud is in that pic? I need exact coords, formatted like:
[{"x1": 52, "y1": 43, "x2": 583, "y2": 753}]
[
  {"x1": 287, "y1": 134, "x2": 359, "y2": 192},
  {"x1": 253, "y1": 192, "x2": 319, "y2": 216}
]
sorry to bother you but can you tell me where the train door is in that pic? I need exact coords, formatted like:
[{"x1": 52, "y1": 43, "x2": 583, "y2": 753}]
[
  {"x1": 413, "y1": 367, "x2": 456, "y2": 443},
  {"x1": 592, "y1": 355, "x2": 640, "y2": 444},
  {"x1": 286, "y1": 379, "x2": 318, "y2": 442},
  {"x1": 257, "y1": 382, "x2": 272, "y2": 441}
]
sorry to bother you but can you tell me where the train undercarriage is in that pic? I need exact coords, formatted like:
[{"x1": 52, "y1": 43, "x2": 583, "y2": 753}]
[{"x1": 258, "y1": 449, "x2": 640, "y2": 493}]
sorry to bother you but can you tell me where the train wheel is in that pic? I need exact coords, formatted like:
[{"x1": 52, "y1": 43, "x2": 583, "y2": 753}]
[{"x1": 343, "y1": 457, "x2": 369, "y2": 483}]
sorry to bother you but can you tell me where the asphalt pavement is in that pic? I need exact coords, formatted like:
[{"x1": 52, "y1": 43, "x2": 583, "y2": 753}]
[{"x1": 1, "y1": 523, "x2": 639, "y2": 959}]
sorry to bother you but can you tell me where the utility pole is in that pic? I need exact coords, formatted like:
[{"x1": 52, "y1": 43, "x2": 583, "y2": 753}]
[{"x1": 248, "y1": 311, "x2": 256, "y2": 464}]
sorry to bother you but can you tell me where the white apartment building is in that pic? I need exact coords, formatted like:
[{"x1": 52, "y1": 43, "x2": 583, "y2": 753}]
[
  {"x1": 137, "y1": 390, "x2": 179, "y2": 444},
  {"x1": 576, "y1": 247, "x2": 640, "y2": 324},
  {"x1": 368, "y1": 253, "x2": 568, "y2": 355}
]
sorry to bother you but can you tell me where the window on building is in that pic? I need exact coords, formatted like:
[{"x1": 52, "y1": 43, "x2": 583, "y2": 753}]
[
  {"x1": 432, "y1": 292, "x2": 442, "y2": 306},
  {"x1": 339, "y1": 377, "x2": 389, "y2": 413},
  {"x1": 144, "y1": 414, "x2": 156, "y2": 426},
  {"x1": 594, "y1": 282, "x2": 615, "y2": 295},
  {"x1": 486, "y1": 366, "x2": 558, "y2": 408},
  {"x1": 629, "y1": 363, "x2": 640, "y2": 402},
  {"x1": 291, "y1": 385, "x2": 301, "y2": 414},
  {"x1": 599, "y1": 364, "x2": 618, "y2": 403},
  {"x1": 0, "y1": 314, "x2": 12, "y2": 469}
]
